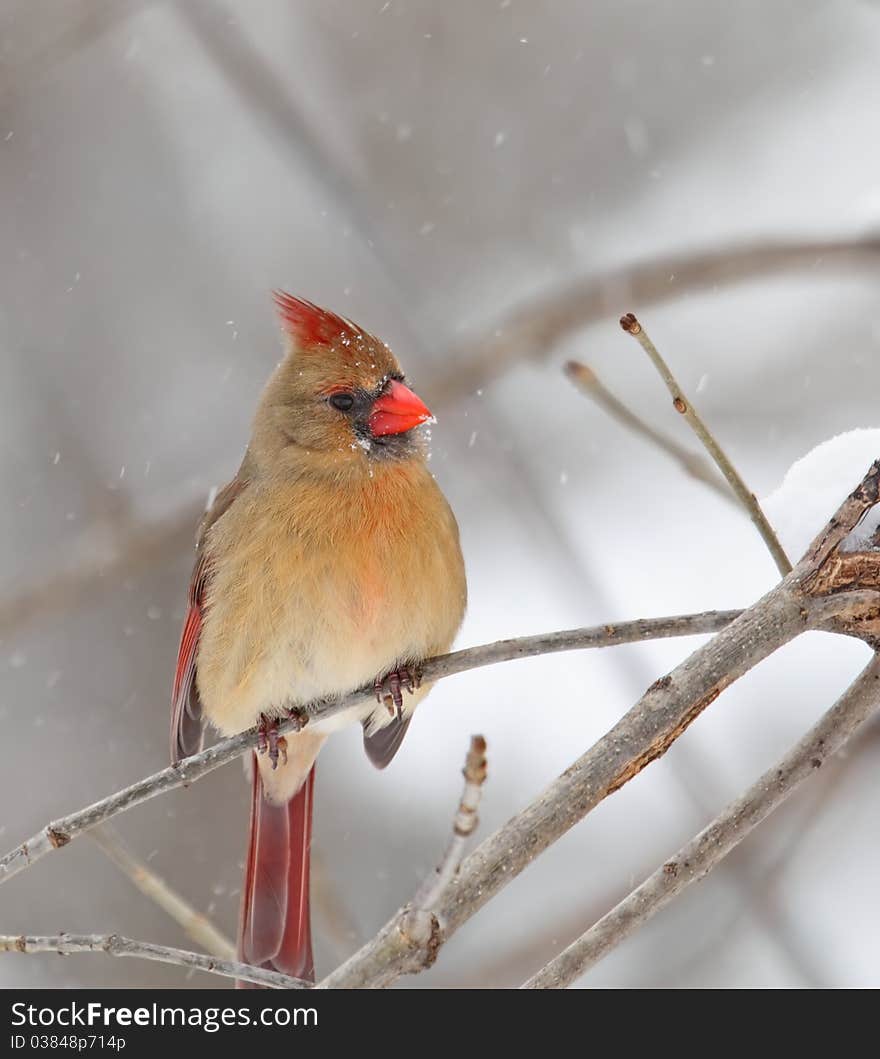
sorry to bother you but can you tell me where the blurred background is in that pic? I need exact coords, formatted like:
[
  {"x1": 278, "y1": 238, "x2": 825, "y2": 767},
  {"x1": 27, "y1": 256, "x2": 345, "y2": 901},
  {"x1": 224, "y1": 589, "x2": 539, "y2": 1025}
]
[{"x1": 2, "y1": 0, "x2": 880, "y2": 989}]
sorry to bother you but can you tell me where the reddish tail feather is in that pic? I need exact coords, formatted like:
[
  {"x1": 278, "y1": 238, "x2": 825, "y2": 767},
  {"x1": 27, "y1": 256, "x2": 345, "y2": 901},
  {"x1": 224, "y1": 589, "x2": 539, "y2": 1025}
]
[{"x1": 237, "y1": 757, "x2": 315, "y2": 986}]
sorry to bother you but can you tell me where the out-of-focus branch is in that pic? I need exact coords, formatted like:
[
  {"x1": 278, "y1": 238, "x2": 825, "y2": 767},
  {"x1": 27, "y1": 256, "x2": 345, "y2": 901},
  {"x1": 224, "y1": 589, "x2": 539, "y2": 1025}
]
[
  {"x1": 0, "y1": 500, "x2": 202, "y2": 638},
  {"x1": 0, "y1": 0, "x2": 146, "y2": 105},
  {"x1": 620, "y1": 312, "x2": 792, "y2": 577},
  {"x1": 0, "y1": 933, "x2": 308, "y2": 990},
  {"x1": 175, "y1": 0, "x2": 413, "y2": 306},
  {"x1": 88, "y1": 824, "x2": 235, "y2": 961},
  {"x1": 0, "y1": 608, "x2": 743, "y2": 886},
  {"x1": 319, "y1": 736, "x2": 489, "y2": 990},
  {"x1": 429, "y1": 235, "x2": 880, "y2": 406},
  {"x1": 564, "y1": 359, "x2": 732, "y2": 504},
  {"x1": 522, "y1": 653, "x2": 880, "y2": 988}
]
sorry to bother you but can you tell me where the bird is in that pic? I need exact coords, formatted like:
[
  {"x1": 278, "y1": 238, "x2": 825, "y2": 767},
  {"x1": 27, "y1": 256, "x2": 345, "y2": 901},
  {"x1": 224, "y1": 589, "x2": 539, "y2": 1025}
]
[{"x1": 170, "y1": 292, "x2": 467, "y2": 985}]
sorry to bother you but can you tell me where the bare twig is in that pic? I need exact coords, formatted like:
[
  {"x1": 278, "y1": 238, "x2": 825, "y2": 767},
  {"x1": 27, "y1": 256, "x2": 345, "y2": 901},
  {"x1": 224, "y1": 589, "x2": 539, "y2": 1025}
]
[
  {"x1": 0, "y1": 608, "x2": 742, "y2": 886},
  {"x1": 521, "y1": 653, "x2": 880, "y2": 988},
  {"x1": 320, "y1": 736, "x2": 489, "y2": 989},
  {"x1": 0, "y1": 933, "x2": 309, "y2": 990},
  {"x1": 428, "y1": 236, "x2": 880, "y2": 406},
  {"x1": 564, "y1": 359, "x2": 732, "y2": 504},
  {"x1": 88, "y1": 824, "x2": 235, "y2": 961},
  {"x1": 620, "y1": 312, "x2": 792, "y2": 577},
  {"x1": 411, "y1": 736, "x2": 488, "y2": 913}
]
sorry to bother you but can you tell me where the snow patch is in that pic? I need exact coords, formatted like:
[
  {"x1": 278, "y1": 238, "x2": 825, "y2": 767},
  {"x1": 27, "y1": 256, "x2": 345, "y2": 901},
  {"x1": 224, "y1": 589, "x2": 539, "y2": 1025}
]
[{"x1": 761, "y1": 429, "x2": 880, "y2": 559}]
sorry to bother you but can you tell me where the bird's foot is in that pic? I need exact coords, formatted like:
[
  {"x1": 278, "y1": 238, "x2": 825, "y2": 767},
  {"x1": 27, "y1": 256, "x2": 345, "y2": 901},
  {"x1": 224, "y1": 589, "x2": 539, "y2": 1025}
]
[
  {"x1": 257, "y1": 713, "x2": 288, "y2": 770},
  {"x1": 374, "y1": 663, "x2": 422, "y2": 717},
  {"x1": 284, "y1": 705, "x2": 309, "y2": 732}
]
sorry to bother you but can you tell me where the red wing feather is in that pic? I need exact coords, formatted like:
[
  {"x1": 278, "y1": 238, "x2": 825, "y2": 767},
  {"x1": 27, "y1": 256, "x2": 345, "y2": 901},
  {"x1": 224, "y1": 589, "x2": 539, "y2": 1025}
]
[
  {"x1": 170, "y1": 556, "x2": 208, "y2": 764},
  {"x1": 169, "y1": 474, "x2": 248, "y2": 766}
]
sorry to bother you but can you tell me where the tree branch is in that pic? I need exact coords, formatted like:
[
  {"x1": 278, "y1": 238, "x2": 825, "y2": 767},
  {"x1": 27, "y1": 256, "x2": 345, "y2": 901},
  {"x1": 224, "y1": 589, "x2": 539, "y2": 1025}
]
[
  {"x1": 0, "y1": 609, "x2": 741, "y2": 887},
  {"x1": 521, "y1": 653, "x2": 880, "y2": 987},
  {"x1": 0, "y1": 933, "x2": 309, "y2": 990},
  {"x1": 311, "y1": 464, "x2": 880, "y2": 988},
  {"x1": 88, "y1": 824, "x2": 235, "y2": 961},
  {"x1": 620, "y1": 312, "x2": 792, "y2": 576}
]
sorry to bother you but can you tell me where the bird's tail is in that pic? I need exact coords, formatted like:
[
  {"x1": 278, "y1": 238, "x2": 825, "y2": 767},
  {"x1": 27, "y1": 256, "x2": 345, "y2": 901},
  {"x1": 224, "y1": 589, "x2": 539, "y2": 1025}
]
[{"x1": 237, "y1": 755, "x2": 315, "y2": 986}]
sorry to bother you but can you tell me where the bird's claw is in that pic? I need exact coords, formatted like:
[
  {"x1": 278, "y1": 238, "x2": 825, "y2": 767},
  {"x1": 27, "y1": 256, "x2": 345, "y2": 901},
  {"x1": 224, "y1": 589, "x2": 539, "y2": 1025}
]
[
  {"x1": 285, "y1": 706, "x2": 309, "y2": 732},
  {"x1": 257, "y1": 713, "x2": 288, "y2": 770},
  {"x1": 374, "y1": 664, "x2": 422, "y2": 718}
]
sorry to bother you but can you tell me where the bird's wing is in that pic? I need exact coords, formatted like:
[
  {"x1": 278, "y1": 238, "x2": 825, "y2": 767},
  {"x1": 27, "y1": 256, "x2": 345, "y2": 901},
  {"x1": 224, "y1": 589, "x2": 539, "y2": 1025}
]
[
  {"x1": 170, "y1": 474, "x2": 248, "y2": 764},
  {"x1": 362, "y1": 712, "x2": 413, "y2": 769}
]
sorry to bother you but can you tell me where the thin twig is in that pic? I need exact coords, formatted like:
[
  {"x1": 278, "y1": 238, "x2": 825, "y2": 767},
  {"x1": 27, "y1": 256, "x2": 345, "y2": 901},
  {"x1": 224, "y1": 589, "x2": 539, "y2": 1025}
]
[
  {"x1": 564, "y1": 360, "x2": 732, "y2": 505},
  {"x1": 88, "y1": 824, "x2": 235, "y2": 961},
  {"x1": 320, "y1": 736, "x2": 489, "y2": 989},
  {"x1": 0, "y1": 609, "x2": 742, "y2": 887},
  {"x1": 521, "y1": 653, "x2": 880, "y2": 988},
  {"x1": 0, "y1": 933, "x2": 309, "y2": 990},
  {"x1": 620, "y1": 312, "x2": 792, "y2": 577},
  {"x1": 411, "y1": 736, "x2": 489, "y2": 913}
]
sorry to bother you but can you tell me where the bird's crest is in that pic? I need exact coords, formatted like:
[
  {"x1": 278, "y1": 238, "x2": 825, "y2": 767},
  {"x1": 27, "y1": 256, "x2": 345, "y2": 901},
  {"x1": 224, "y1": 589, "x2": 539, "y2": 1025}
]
[{"x1": 273, "y1": 291, "x2": 362, "y2": 350}]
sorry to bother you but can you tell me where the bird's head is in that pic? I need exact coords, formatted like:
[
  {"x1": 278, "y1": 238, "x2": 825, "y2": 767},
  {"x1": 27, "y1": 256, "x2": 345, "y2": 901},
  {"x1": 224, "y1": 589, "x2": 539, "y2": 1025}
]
[{"x1": 251, "y1": 292, "x2": 434, "y2": 476}]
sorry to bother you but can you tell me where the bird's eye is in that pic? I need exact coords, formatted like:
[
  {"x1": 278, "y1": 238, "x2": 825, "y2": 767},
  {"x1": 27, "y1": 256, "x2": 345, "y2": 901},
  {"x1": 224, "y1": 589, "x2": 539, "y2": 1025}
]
[{"x1": 328, "y1": 392, "x2": 355, "y2": 412}]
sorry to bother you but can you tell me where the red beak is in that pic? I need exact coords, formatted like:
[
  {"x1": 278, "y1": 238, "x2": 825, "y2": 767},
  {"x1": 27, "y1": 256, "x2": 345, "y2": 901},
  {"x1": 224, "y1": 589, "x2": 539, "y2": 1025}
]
[{"x1": 369, "y1": 380, "x2": 433, "y2": 437}]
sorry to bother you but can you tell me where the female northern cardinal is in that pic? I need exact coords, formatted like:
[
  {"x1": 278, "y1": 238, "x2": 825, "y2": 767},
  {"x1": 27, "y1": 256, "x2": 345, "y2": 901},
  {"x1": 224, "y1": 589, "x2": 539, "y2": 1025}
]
[{"x1": 170, "y1": 293, "x2": 467, "y2": 985}]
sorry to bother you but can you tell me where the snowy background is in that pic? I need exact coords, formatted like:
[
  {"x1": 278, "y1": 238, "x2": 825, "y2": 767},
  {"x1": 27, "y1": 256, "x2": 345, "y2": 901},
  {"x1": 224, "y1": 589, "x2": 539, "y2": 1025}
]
[{"x1": 2, "y1": 0, "x2": 880, "y2": 988}]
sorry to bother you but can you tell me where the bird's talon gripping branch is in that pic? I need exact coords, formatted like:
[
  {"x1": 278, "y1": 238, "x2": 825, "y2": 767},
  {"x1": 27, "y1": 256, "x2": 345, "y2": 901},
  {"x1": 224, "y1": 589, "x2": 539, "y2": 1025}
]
[
  {"x1": 257, "y1": 714, "x2": 287, "y2": 770},
  {"x1": 374, "y1": 664, "x2": 421, "y2": 717},
  {"x1": 284, "y1": 706, "x2": 309, "y2": 732}
]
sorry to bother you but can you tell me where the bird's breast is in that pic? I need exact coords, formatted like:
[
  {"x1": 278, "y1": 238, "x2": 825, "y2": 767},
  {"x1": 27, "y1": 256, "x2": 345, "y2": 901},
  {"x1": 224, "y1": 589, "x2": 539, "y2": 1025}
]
[{"x1": 195, "y1": 467, "x2": 465, "y2": 737}]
